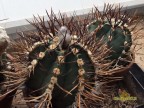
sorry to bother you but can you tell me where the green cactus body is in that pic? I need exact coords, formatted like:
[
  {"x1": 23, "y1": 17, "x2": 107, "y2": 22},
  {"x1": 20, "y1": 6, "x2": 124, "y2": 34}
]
[
  {"x1": 25, "y1": 36, "x2": 97, "y2": 107},
  {"x1": 87, "y1": 19, "x2": 132, "y2": 61}
]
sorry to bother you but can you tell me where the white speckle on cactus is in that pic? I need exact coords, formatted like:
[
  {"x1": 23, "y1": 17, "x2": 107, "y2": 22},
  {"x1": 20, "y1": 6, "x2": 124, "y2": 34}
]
[
  {"x1": 128, "y1": 18, "x2": 131, "y2": 22},
  {"x1": 71, "y1": 48, "x2": 79, "y2": 55},
  {"x1": 118, "y1": 21, "x2": 123, "y2": 26},
  {"x1": 43, "y1": 36, "x2": 50, "y2": 43},
  {"x1": 116, "y1": 19, "x2": 121, "y2": 25},
  {"x1": 39, "y1": 52, "x2": 45, "y2": 59},
  {"x1": 49, "y1": 44, "x2": 57, "y2": 50},
  {"x1": 111, "y1": 18, "x2": 115, "y2": 27},
  {"x1": 124, "y1": 41, "x2": 128, "y2": 46},
  {"x1": 87, "y1": 50, "x2": 92, "y2": 56},
  {"x1": 86, "y1": 24, "x2": 89, "y2": 28},
  {"x1": 91, "y1": 57, "x2": 95, "y2": 61},
  {"x1": 33, "y1": 42, "x2": 41, "y2": 49},
  {"x1": 50, "y1": 76, "x2": 57, "y2": 84},
  {"x1": 6, "y1": 62, "x2": 11, "y2": 65},
  {"x1": 46, "y1": 88, "x2": 52, "y2": 93},
  {"x1": 84, "y1": 45, "x2": 88, "y2": 50},
  {"x1": 86, "y1": 20, "x2": 97, "y2": 29},
  {"x1": 77, "y1": 59, "x2": 84, "y2": 67},
  {"x1": 98, "y1": 18, "x2": 102, "y2": 21},
  {"x1": 79, "y1": 43, "x2": 84, "y2": 47},
  {"x1": 49, "y1": 33, "x2": 54, "y2": 37},
  {"x1": 28, "y1": 47, "x2": 32, "y2": 52},
  {"x1": 53, "y1": 68, "x2": 60, "y2": 75},
  {"x1": 31, "y1": 59, "x2": 38, "y2": 66},
  {"x1": 27, "y1": 65, "x2": 32, "y2": 71},
  {"x1": 78, "y1": 68, "x2": 85, "y2": 76},
  {"x1": 71, "y1": 35, "x2": 78, "y2": 44},
  {"x1": 73, "y1": 35, "x2": 78, "y2": 39},
  {"x1": 120, "y1": 26, "x2": 124, "y2": 30},
  {"x1": 90, "y1": 20, "x2": 97, "y2": 24},
  {"x1": 117, "y1": 19, "x2": 121, "y2": 23},
  {"x1": 124, "y1": 24, "x2": 128, "y2": 28},
  {"x1": 122, "y1": 50, "x2": 126, "y2": 54},
  {"x1": 57, "y1": 56, "x2": 64, "y2": 63},
  {"x1": 31, "y1": 42, "x2": 41, "y2": 50},
  {"x1": 108, "y1": 35, "x2": 112, "y2": 41},
  {"x1": 7, "y1": 65, "x2": 12, "y2": 70},
  {"x1": 111, "y1": 18, "x2": 115, "y2": 22},
  {"x1": 25, "y1": 52, "x2": 29, "y2": 55},
  {"x1": 121, "y1": 15, "x2": 126, "y2": 18},
  {"x1": 53, "y1": 36, "x2": 59, "y2": 43},
  {"x1": 48, "y1": 83, "x2": 54, "y2": 89}
]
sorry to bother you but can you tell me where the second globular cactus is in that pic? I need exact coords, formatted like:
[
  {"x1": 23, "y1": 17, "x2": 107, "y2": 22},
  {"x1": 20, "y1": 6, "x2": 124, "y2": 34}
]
[{"x1": 87, "y1": 6, "x2": 132, "y2": 62}]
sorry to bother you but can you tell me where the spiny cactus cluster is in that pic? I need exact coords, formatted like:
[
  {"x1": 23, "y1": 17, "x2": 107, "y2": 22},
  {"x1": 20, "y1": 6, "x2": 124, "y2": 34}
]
[
  {"x1": 86, "y1": 5, "x2": 136, "y2": 77},
  {"x1": 20, "y1": 14, "x2": 107, "y2": 107},
  {"x1": 87, "y1": 19, "x2": 132, "y2": 61},
  {"x1": 25, "y1": 35, "x2": 100, "y2": 107},
  {"x1": 1, "y1": 4, "x2": 141, "y2": 108}
]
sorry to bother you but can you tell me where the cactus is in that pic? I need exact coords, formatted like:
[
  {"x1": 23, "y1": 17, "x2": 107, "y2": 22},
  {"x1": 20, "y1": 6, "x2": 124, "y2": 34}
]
[
  {"x1": 8, "y1": 5, "x2": 140, "y2": 108},
  {"x1": 87, "y1": 5, "x2": 133, "y2": 62},
  {"x1": 25, "y1": 40, "x2": 99, "y2": 107},
  {"x1": 13, "y1": 11, "x2": 108, "y2": 108}
]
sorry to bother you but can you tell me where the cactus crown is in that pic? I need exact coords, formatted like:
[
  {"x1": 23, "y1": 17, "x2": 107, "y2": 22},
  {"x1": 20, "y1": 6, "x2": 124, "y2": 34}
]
[{"x1": 14, "y1": 10, "x2": 108, "y2": 108}]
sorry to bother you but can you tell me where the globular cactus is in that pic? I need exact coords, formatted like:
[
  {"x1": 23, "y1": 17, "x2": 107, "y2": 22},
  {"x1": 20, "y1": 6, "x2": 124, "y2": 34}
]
[
  {"x1": 15, "y1": 11, "x2": 107, "y2": 108},
  {"x1": 87, "y1": 5, "x2": 133, "y2": 62},
  {"x1": 25, "y1": 37, "x2": 98, "y2": 107}
]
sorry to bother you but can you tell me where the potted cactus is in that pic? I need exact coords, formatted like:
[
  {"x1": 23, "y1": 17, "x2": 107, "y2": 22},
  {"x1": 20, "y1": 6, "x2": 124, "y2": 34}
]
[
  {"x1": 86, "y1": 5, "x2": 135, "y2": 76},
  {"x1": 15, "y1": 13, "x2": 106, "y2": 107},
  {"x1": 8, "y1": 4, "x2": 142, "y2": 108}
]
